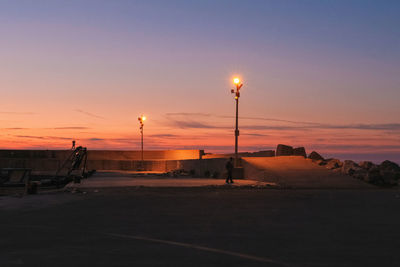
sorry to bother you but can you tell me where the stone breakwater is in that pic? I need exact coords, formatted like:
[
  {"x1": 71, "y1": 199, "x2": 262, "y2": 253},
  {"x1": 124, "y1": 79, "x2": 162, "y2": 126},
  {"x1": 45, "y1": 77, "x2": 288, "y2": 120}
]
[
  {"x1": 308, "y1": 151, "x2": 400, "y2": 186},
  {"x1": 271, "y1": 144, "x2": 399, "y2": 186}
]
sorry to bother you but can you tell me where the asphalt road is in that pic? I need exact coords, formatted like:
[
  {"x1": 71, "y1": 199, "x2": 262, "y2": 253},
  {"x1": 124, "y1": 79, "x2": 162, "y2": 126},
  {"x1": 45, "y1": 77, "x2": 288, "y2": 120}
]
[{"x1": 1, "y1": 187, "x2": 400, "y2": 267}]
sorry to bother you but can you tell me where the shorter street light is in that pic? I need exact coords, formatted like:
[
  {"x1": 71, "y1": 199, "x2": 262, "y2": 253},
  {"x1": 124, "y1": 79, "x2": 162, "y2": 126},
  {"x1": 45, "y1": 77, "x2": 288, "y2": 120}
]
[
  {"x1": 138, "y1": 115, "x2": 146, "y2": 170},
  {"x1": 231, "y1": 77, "x2": 243, "y2": 168}
]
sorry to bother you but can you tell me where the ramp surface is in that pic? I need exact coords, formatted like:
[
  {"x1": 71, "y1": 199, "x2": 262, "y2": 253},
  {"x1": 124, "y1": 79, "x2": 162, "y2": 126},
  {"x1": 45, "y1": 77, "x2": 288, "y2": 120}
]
[{"x1": 242, "y1": 156, "x2": 374, "y2": 189}]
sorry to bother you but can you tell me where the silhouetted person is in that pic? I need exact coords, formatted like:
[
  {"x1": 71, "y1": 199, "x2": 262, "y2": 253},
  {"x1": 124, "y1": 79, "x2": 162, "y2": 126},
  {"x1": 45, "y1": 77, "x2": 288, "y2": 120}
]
[{"x1": 225, "y1": 157, "x2": 234, "y2": 184}]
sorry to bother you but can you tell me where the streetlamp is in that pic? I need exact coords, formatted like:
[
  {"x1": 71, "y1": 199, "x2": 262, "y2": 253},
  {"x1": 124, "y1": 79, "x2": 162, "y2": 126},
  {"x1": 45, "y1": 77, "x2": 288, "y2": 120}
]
[
  {"x1": 231, "y1": 77, "x2": 243, "y2": 167},
  {"x1": 138, "y1": 115, "x2": 146, "y2": 170}
]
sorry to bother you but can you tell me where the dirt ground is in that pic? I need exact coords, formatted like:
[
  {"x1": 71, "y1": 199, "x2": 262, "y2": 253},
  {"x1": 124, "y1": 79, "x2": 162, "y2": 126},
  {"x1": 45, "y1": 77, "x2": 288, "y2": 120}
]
[{"x1": 1, "y1": 187, "x2": 400, "y2": 267}]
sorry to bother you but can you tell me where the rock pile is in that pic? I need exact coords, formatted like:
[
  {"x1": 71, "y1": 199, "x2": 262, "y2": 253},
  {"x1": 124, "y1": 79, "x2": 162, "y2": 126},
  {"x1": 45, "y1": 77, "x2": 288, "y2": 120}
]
[
  {"x1": 276, "y1": 144, "x2": 294, "y2": 156},
  {"x1": 325, "y1": 158, "x2": 342, "y2": 170},
  {"x1": 276, "y1": 144, "x2": 307, "y2": 158},
  {"x1": 293, "y1": 147, "x2": 307, "y2": 158},
  {"x1": 270, "y1": 144, "x2": 399, "y2": 186},
  {"x1": 308, "y1": 151, "x2": 324, "y2": 161},
  {"x1": 310, "y1": 156, "x2": 400, "y2": 186}
]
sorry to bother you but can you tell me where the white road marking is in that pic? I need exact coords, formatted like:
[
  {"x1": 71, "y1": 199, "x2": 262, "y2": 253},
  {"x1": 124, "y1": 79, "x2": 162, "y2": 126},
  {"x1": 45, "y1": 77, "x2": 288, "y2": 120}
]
[{"x1": 106, "y1": 233, "x2": 293, "y2": 267}]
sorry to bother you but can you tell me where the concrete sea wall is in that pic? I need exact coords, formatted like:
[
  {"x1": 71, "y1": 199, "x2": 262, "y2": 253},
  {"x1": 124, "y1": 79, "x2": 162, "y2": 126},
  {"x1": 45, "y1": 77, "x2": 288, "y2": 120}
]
[
  {"x1": 0, "y1": 149, "x2": 202, "y2": 161},
  {"x1": 0, "y1": 150, "x2": 227, "y2": 175}
]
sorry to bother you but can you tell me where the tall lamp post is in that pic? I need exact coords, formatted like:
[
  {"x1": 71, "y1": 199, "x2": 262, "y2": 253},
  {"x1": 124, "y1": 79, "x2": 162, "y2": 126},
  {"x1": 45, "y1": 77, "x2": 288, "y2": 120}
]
[
  {"x1": 231, "y1": 77, "x2": 243, "y2": 167},
  {"x1": 138, "y1": 115, "x2": 146, "y2": 170}
]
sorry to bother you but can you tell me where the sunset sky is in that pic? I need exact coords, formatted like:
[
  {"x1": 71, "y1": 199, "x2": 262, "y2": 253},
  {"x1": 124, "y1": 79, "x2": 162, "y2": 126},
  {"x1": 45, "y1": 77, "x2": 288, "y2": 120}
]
[{"x1": 1, "y1": 0, "x2": 400, "y2": 163}]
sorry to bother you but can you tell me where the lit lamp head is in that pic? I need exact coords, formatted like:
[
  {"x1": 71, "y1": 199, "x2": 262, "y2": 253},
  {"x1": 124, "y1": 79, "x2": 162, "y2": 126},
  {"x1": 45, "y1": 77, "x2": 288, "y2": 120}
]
[
  {"x1": 232, "y1": 77, "x2": 243, "y2": 98},
  {"x1": 138, "y1": 115, "x2": 146, "y2": 124},
  {"x1": 233, "y1": 77, "x2": 243, "y2": 89}
]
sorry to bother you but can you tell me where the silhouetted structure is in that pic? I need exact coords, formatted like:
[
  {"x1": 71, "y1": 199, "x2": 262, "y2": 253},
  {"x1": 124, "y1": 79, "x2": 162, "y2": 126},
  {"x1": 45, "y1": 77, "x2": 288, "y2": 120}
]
[
  {"x1": 293, "y1": 147, "x2": 307, "y2": 157},
  {"x1": 309, "y1": 151, "x2": 324, "y2": 161},
  {"x1": 276, "y1": 144, "x2": 294, "y2": 156}
]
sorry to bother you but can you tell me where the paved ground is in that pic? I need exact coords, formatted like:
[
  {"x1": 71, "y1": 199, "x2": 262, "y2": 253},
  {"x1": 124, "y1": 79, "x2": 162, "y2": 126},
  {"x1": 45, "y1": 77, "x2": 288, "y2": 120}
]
[
  {"x1": 1, "y1": 186, "x2": 400, "y2": 267},
  {"x1": 65, "y1": 175, "x2": 274, "y2": 189}
]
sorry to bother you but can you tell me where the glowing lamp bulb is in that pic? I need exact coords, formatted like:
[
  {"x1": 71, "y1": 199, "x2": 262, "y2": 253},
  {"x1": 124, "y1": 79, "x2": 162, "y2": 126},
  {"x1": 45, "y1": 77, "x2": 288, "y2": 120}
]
[
  {"x1": 233, "y1": 78, "x2": 240, "y2": 84},
  {"x1": 142, "y1": 116, "x2": 146, "y2": 121}
]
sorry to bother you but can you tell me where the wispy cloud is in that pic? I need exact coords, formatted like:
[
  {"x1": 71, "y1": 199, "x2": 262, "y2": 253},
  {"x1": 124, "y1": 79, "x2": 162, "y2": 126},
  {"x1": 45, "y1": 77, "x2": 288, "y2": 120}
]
[
  {"x1": 13, "y1": 135, "x2": 72, "y2": 140},
  {"x1": 75, "y1": 109, "x2": 105, "y2": 119},
  {"x1": 165, "y1": 112, "x2": 212, "y2": 117},
  {"x1": 241, "y1": 123, "x2": 400, "y2": 131},
  {"x1": 218, "y1": 115, "x2": 320, "y2": 125},
  {"x1": 2, "y1": 127, "x2": 30, "y2": 130},
  {"x1": 0, "y1": 111, "x2": 35, "y2": 115},
  {"x1": 14, "y1": 135, "x2": 45, "y2": 139},
  {"x1": 165, "y1": 112, "x2": 319, "y2": 125},
  {"x1": 149, "y1": 134, "x2": 180, "y2": 138},
  {"x1": 164, "y1": 113, "x2": 400, "y2": 131},
  {"x1": 52, "y1": 127, "x2": 91, "y2": 130},
  {"x1": 165, "y1": 119, "x2": 400, "y2": 131},
  {"x1": 319, "y1": 123, "x2": 400, "y2": 130},
  {"x1": 166, "y1": 119, "x2": 225, "y2": 129},
  {"x1": 242, "y1": 133, "x2": 270, "y2": 137},
  {"x1": 88, "y1": 138, "x2": 104, "y2": 141},
  {"x1": 309, "y1": 144, "x2": 400, "y2": 151}
]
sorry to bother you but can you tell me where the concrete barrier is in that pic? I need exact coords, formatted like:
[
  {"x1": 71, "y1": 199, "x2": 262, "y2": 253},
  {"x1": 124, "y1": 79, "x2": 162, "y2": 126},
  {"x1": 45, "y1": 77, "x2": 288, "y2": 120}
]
[
  {"x1": 0, "y1": 149, "x2": 202, "y2": 160},
  {"x1": 0, "y1": 149, "x2": 204, "y2": 172},
  {"x1": 86, "y1": 150, "x2": 203, "y2": 160}
]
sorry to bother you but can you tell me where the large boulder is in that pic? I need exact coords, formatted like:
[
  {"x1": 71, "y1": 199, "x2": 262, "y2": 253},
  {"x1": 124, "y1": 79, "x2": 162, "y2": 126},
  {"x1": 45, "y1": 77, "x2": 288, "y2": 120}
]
[
  {"x1": 380, "y1": 160, "x2": 400, "y2": 172},
  {"x1": 341, "y1": 160, "x2": 360, "y2": 176},
  {"x1": 314, "y1": 159, "x2": 325, "y2": 166},
  {"x1": 309, "y1": 151, "x2": 324, "y2": 161},
  {"x1": 325, "y1": 158, "x2": 343, "y2": 170},
  {"x1": 379, "y1": 160, "x2": 400, "y2": 185},
  {"x1": 293, "y1": 147, "x2": 307, "y2": 158},
  {"x1": 365, "y1": 165, "x2": 383, "y2": 184},
  {"x1": 352, "y1": 168, "x2": 368, "y2": 180},
  {"x1": 359, "y1": 161, "x2": 376, "y2": 171},
  {"x1": 341, "y1": 160, "x2": 369, "y2": 180},
  {"x1": 276, "y1": 144, "x2": 294, "y2": 156}
]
